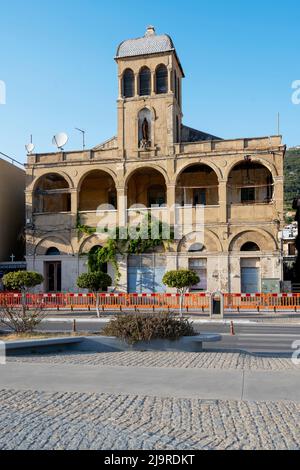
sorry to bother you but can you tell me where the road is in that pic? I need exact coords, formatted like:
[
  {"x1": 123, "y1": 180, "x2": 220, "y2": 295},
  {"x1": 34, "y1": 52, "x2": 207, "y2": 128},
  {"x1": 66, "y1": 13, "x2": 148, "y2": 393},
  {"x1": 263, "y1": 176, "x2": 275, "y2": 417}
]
[{"x1": 37, "y1": 319, "x2": 300, "y2": 355}]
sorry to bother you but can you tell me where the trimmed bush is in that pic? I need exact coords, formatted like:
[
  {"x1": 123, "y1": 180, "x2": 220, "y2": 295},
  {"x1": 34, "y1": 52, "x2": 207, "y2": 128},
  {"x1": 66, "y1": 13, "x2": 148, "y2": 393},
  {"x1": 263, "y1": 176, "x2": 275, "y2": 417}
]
[
  {"x1": 102, "y1": 312, "x2": 196, "y2": 345},
  {"x1": 2, "y1": 271, "x2": 44, "y2": 292},
  {"x1": 77, "y1": 272, "x2": 112, "y2": 293}
]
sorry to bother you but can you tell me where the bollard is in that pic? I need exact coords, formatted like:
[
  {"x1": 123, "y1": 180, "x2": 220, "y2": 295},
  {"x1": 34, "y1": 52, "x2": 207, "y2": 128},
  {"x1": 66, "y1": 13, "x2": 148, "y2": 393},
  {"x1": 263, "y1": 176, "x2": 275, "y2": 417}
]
[
  {"x1": 230, "y1": 321, "x2": 235, "y2": 336},
  {"x1": 73, "y1": 319, "x2": 77, "y2": 334}
]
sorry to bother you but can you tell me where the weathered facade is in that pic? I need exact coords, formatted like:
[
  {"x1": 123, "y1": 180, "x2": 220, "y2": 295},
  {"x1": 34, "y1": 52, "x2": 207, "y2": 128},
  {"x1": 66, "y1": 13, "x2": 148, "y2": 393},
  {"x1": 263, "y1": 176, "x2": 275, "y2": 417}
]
[
  {"x1": 25, "y1": 27, "x2": 285, "y2": 294},
  {"x1": 0, "y1": 158, "x2": 25, "y2": 262}
]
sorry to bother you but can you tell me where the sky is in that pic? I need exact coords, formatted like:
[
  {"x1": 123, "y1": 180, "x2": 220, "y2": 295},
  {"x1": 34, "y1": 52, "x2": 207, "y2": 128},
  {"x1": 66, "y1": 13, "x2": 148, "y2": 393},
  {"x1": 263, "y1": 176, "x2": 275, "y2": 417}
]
[{"x1": 0, "y1": 0, "x2": 300, "y2": 164}]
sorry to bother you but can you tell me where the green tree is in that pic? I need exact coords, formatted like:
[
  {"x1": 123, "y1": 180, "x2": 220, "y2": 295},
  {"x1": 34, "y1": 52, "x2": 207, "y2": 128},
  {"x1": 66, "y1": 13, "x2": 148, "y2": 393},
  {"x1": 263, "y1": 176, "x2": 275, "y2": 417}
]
[
  {"x1": 2, "y1": 271, "x2": 44, "y2": 293},
  {"x1": 163, "y1": 270, "x2": 200, "y2": 317},
  {"x1": 77, "y1": 271, "x2": 112, "y2": 317}
]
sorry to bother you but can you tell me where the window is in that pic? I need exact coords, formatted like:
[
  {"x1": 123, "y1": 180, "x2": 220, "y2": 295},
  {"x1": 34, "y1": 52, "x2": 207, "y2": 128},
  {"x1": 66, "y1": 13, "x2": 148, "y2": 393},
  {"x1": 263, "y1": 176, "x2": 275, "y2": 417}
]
[
  {"x1": 147, "y1": 185, "x2": 166, "y2": 207},
  {"x1": 193, "y1": 189, "x2": 206, "y2": 206},
  {"x1": 123, "y1": 69, "x2": 134, "y2": 98},
  {"x1": 288, "y1": 243, "x2": 296, "y2": 256},
  {"x1": 46, "y1": 247, "x2": 61, "y2": 256},
  {"x1": 241, "y1": 187, "x2": 255, "y2": 203},
  {"x1": 156, "y1": 65, "x2": 168, "y2": 94},
  {"x1": 241, "y1": 242, "x2": 260, "y2": 252},
  {"x1": 189, "y1": 259, "x2": 207, "y2": 291},
  {"x1": 139, "y1": 67, "x2": 151, "y2": 96}
]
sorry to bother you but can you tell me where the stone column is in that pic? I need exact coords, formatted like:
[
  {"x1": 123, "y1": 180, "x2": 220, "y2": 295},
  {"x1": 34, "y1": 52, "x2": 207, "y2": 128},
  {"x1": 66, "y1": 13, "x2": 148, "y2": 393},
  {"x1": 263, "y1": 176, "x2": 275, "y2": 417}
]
[
  {"x1": 71, "y1": 189, "x2": 78, "y2": 214},
  {"x1": 218, "y1": 180, "x2": 228, "y2": 223},
  {"x1": 134, "y1": 73, "x2": 139, "y2": 96},
  {"x1": 118, "y1": 74, "x2": 122, "y2": 99},
  {"x1": 167, "y1": 184, "x2": 176, "y2": 226},
  {"x1": 168, "y1": 67, "x2": 172, "y2": 93},
  {"x1": 151, "y1": 71, "x2": 155, "y2": 95},
  {"x1": 274, "y1": 176, "x2": 284, "y2": 224},
  {"x1": 117, "y1": 187, "x2": 127, "y2": 235}
]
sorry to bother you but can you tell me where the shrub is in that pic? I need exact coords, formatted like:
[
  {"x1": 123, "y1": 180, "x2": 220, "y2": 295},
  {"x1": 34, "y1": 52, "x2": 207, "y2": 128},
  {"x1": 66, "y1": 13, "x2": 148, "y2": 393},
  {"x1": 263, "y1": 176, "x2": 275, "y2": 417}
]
[
  {"x1": 77, "y1": 272, "x2": 112, "y2": 293},
  {"x1": 0, "y1": 304, "x2": 46, "y2": 333},
  {"x1": 77, "y1": 271, "x2": 112, "y2": 318},
  {"x1": 163, "y1": 270, "x2": 200, "y2": 316},
  {"x1": 102, "y1": 312, "x2": 196, "y2": 345},
  {"x1": 2, "y1": 271, "x2": 44, "y2": 292},
  {"x1": 163, "y1": 270, "x2": 200, "y2": 293}
]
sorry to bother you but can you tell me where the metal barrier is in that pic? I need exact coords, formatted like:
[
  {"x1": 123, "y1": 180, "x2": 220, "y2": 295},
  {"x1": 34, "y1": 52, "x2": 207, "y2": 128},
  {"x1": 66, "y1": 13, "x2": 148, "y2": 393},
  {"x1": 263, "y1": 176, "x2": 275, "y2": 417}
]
[
  {"x1": 1, "y1": 292, "x2": 300, "y2": 313},
  {"x1": 0, "y1": 293, "x2": 211, "y2": 312},
  {"x1": 224, "y1": 293, "x2": 300, "y2": 312}
]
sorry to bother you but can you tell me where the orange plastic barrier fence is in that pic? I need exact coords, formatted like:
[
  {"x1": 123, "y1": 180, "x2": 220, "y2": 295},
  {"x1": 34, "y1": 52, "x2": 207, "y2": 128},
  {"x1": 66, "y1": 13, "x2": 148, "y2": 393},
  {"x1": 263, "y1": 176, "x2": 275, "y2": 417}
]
[
  {"x1": 224, "y1": 293, "x2": 300, "y2": 311},
  {"x1": 0, "y1": 293, "x2": 210, "y2": 312},
  {"x1": 1, "y1": 293, "x2": 300, "y2": 312}
]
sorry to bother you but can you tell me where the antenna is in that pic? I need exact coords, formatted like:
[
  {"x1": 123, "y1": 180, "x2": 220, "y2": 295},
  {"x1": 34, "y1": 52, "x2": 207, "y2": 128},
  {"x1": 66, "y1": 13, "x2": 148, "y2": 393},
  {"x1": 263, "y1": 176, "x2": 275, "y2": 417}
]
[
  {"x1": 277, "y1": 112, "x2": 280, "y2": 136},
  {"x1": 52, "y1": 132, "x2": 68, "y2": 151},
  {"x1": 25, "y1": 135, "x2": 35, "y2": 154},
  {"x1": 75, "y1": 128, "x2": 86, "y2": 150}
]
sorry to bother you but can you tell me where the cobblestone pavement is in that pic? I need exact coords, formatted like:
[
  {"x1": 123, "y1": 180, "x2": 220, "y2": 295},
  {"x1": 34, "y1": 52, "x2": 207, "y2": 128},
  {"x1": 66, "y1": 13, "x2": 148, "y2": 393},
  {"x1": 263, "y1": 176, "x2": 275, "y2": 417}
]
[
  {"x1": 0, "y1": 389, "x2": 299, "y2": 450},
  {"x1": 8, "y1": 351, "x2": 298, "y2": 370}
]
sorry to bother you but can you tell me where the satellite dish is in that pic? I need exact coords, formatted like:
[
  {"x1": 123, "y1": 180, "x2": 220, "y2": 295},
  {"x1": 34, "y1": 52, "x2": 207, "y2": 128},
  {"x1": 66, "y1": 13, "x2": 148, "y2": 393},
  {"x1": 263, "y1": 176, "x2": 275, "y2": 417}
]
[
  {"x1": 52, "y1": 132, "x2": 68, "y2": 150},
  {"x1": 25, "y1": 143, "x2": 35, "y2": 154}
]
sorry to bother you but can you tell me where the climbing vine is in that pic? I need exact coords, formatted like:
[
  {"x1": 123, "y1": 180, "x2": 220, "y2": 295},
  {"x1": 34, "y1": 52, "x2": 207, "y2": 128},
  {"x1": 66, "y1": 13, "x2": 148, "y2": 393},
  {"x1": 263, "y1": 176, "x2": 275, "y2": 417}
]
[{"x1": 77, "y1": 212, "x2": 174, "y2": 285}]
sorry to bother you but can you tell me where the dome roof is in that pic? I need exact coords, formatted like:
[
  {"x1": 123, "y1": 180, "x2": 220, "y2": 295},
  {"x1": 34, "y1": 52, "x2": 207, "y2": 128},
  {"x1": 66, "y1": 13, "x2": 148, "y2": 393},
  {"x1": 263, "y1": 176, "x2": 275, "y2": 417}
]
[{"x1": 116, "y1": 26, "x2": 175, "y2": 58}]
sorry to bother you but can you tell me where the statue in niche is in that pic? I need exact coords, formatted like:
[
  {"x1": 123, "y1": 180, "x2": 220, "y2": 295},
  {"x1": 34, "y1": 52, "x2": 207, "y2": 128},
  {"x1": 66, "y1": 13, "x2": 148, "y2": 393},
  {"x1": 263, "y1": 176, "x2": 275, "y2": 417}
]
[
  {"x1": 139, "y1": 112, "x2": 151, "y2": 150},
  {"x1": 142, "y1": 118, "x2": 149, "y2": 141}
]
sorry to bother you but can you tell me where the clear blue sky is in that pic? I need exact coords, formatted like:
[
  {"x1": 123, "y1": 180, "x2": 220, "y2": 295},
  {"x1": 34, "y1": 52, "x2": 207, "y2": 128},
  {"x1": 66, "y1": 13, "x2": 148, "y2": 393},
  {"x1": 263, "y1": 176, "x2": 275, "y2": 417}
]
[{"x1": 1, "y1": 0, "x2": 300, "y2": 163}]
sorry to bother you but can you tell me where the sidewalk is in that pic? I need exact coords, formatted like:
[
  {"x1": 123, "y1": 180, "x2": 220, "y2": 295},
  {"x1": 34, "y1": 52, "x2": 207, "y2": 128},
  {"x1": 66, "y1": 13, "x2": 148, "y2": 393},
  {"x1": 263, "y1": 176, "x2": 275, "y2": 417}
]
[{"x1": 1, "y1": 362, "x2": 300, "y2": 402}]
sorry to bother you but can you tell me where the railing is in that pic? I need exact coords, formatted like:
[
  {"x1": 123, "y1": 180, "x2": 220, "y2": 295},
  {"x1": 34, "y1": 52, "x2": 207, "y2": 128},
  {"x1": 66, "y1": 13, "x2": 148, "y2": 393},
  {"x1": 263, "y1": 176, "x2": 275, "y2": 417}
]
[{"x1": 1, "y1": 293, "x2": 300, "y2": 313}]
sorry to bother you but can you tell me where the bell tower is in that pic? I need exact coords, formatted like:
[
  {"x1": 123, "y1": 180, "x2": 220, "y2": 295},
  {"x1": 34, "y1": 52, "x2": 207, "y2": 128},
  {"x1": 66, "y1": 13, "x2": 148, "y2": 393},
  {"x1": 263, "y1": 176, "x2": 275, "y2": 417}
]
[{"x1": 115, "y1": 26, "x2": 184, "y2": 159}]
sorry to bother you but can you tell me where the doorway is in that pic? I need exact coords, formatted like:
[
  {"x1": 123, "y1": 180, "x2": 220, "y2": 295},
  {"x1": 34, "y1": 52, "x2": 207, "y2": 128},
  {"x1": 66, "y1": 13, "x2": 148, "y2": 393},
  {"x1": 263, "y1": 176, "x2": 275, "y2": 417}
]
[
  {"x1": 241, "y1": 265, "x2": 260, "y2": 293},
  {"x1": 45, "y1": 261, "x2": 62, "y2": 292}
]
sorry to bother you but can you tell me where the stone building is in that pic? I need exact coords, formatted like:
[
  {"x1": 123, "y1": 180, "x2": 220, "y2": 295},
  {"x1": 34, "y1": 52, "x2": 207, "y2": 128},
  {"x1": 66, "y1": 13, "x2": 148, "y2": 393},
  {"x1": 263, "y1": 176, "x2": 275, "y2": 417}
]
[{"x1": 25, "y1": 26, "x2": 285, "y2": 294}]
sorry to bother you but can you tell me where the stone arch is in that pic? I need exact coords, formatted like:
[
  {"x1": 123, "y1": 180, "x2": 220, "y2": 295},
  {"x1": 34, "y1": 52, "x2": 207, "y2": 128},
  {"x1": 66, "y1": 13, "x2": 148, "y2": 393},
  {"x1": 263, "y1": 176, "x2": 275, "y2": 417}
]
[
  {"x1": 79, "y1": 234, "x2": 109, "y2": 255},
  {"x1": 77, "y1": 168, "x2": 118, "y2": 192},
  {"x1": 78, "y1": 169, "x2": 118, "y2": 211},
  {"x1": 33, "y1": 173, "x2": 72, "y2": 214},
  {"x1": 126, "y1": 165, "x2": 168, "y2": 208},
  {"x1": 35, "y1": 236, "x2": 73, "y2": 256},
  {"x1": 225, "y1": 157, "x2": 278, "y2": 182},
  {"x1": 177, "y1": 230, "x2": 223, "y2": 253},
  {"x1": 31, "y1": 171, "x2": 74, "y2": 192},
  {"x1": 124, "y1": 164, "x2": 169, "y2": 188},
  {"x1": 175, "y1": 160, "x2": 223, "y2": 185},
  {"x1": 229, "y1": 229, "x2": 278, "y2": 252},
  {"x1": 175, "y1": 162, "x2": 221, "y2": 206}
]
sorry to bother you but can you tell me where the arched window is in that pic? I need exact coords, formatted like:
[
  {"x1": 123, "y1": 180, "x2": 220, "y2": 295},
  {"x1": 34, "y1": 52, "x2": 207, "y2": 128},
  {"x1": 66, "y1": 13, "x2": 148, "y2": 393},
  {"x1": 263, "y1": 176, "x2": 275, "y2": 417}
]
[
  {"x1": 188, "y1": 243, "x2": 205, "y2": 253},
  {"x1": 46, "y1": 247, "x2": 61, "y2": 256},
  {"x1": 241, "y1": 242, "x2": 260, "y2": 252},
  {"x1": 139, "y1": 67, "x2": 151, "y2": 96},
  {"x1": 123, "y1": 69, "x2": 134, "y2": 98},
  {"x1": 156, "y1": 65, "x2": 168, "y2": 94}
]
